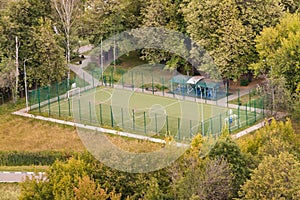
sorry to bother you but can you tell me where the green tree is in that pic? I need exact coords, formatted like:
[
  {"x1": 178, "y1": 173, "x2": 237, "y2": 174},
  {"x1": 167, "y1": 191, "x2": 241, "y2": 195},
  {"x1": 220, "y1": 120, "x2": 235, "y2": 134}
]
[
  {"x1": 182, "y1": 0, "x2": 255, "y2": 80},
  {"x1": 19, "y1": 156, "x2": 95, "y2": 199},
  {"x1": 252, "y1": 13, "x2": 300, "y2": 92},
  {"x1": 235, "y1": 0, "x2": 284, "y2": 35},
  {"x1": 82, "y1": 0, "x2": 142, "y2": 45},
  {"x1": 138, "y1": 0, "x2": 191, "y2": 74},
  {"x1": 214, "y1": 18, "x2": 254, "y2": 81},
  {"x1": 73, "y1": 176, "x2": 121, "y2": 200},
  {"x1": 19, "y1": 175, "x2": 53, "y2": 200},
  {"x1": 237, "y1": 119, "x2": 300, "y2": 161},
  {"x1": 172, "y1": 157, "x2": 234, "y2": 200},
  {"x1": 208, "y1": 137, "x2": 250, "y2": 197},
  {"x1": 27, "y1": 19, "x2": 67, "y2": 87},
  {"x1": 239, "y1": 152, "x2": 300, "y2": 199},
  {"x1": 51, "y1": 0, "x2": 82, "y2": 62},
  {"x1": 281, "y1": 0, "x2": 300, "y2": 13},
  {"x1": 169, "y1": 135, "x2": 234, "y2": 199},
  {"x1": 0, "y1": 56, "x2": 17, "y2": 102}
]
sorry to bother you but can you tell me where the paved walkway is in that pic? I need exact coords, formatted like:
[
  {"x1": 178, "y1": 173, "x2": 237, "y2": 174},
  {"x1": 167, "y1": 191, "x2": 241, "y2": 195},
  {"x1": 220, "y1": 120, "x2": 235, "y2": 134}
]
[{"x1": 0, "y1": 171, "x2": 45, "y2": 183}]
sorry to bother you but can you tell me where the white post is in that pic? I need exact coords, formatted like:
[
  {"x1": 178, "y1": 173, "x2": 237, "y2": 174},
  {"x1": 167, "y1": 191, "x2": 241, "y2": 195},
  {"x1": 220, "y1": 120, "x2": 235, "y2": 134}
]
[{"x1": 15, "y1": 36, "x2": 19, "y2": 103}]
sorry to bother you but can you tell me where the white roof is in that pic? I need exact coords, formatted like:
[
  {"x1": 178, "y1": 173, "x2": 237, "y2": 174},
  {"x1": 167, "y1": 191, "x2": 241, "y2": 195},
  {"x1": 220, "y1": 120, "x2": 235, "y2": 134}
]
[{"x1": 186, "y1": 76, "x2": 205, "y2": 84}]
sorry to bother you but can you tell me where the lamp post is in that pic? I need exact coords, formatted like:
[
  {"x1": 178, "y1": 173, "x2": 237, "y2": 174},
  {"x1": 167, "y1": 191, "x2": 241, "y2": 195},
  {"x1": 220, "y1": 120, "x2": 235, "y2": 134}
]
[{"x1": 24, "y1": 58, "x2": 32, "y2": 112}]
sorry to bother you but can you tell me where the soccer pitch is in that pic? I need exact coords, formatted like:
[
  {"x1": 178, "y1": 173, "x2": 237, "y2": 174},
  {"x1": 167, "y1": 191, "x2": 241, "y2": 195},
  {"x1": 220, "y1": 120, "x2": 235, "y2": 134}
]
[{"x1": 35, "y1": 87, "x2": 258, "y2": 141}]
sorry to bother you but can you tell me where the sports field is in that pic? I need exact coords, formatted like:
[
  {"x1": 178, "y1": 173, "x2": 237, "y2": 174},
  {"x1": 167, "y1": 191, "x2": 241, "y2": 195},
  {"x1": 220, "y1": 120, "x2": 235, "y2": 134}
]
[{"x1": 33, "y1": 86, "x2": 259, "y2": 141}]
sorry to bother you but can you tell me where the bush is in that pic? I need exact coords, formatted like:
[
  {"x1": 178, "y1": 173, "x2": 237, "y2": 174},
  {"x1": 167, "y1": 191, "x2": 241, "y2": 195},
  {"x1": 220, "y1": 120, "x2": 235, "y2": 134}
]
[
  {"x1": 240, "y1": 79, "x2": 249, "y2": 86},
  {"x1": 0, "y1": 151, "x2": 78, "y2": 166}
]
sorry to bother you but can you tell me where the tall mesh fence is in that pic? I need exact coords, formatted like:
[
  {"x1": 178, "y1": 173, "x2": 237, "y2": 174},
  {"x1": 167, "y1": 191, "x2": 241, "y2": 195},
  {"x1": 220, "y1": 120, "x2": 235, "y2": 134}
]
[{"x1": 28, "y1": 72, "x2": 267, "y2": 142}]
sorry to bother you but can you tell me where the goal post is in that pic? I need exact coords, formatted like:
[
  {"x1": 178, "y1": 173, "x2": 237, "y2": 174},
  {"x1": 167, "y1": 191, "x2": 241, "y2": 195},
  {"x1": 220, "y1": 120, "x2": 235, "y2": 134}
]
[{"x1": 66, "y1": 87, "x2": 81, "y2": 100}]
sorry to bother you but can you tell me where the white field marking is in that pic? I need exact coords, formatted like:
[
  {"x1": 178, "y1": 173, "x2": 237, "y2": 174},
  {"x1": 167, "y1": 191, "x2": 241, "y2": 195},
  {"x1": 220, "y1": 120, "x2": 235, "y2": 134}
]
[{"x1": 94, "y1": 88, "x2": 113, "y2": 104}]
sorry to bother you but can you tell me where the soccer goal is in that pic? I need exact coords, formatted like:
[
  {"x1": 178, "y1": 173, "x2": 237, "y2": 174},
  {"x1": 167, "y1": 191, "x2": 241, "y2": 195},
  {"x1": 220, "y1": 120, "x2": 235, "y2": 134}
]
[{"x1": 66, "y1": 83, "x2": 81, "y2": 100}]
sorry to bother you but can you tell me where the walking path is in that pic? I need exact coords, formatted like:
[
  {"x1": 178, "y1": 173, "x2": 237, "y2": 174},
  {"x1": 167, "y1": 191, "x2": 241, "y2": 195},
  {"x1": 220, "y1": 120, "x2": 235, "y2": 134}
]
[{"x1": 0, "y1": 171, "x2": 45, "y2": 183}]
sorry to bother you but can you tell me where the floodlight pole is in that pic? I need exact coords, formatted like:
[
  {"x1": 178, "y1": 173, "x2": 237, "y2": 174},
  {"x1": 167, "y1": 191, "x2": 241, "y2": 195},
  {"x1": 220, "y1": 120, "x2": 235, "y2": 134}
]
[{"x1": 24, "y1": 58, "x2": 32, "y2": 112}]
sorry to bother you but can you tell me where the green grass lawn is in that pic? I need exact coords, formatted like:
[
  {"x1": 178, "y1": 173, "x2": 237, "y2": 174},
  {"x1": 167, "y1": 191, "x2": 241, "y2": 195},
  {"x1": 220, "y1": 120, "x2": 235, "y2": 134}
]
[
  {"x1": 0, "y1": 100, "x2": 85, "y2": 152},
  {"x1": 31, "y1": 86, "x2": 259, "y2": 141}
]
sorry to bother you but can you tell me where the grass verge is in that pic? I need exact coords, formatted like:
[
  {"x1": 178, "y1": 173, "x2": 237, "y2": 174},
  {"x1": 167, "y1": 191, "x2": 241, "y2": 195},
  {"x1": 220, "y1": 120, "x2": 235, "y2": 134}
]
[
  {"x1": 0, "y1": 183, "x2": 20, "y2": 200},
  {"x1": 0, "y1": 165, "x2": 48, "y2": 172}
]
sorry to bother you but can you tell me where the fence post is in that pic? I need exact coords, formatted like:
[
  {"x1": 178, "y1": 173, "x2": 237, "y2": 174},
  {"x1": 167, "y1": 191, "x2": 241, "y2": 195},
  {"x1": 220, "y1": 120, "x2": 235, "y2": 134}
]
[
  {"x1": 166, "y1": 115, "x2": 169, "y2": 133},
  {"x1": 249, "y1": 89, "x2": 251, "y2": 112},
  {"x1": 122, "y1": 74, "x2": 124, "y2": 88},
  {"x1": 110, "y1": 105, "x2": 114, "y2": 127},
  {"x1": 155, "y1": 113, "x2": 158, "y2": 133},
  {"x1": 262, "y1": 95, "x2": 265, "y2": 118},
  {"x1": 89, "y1": 101, "x2": 92, "y2": 123},
  {"x1": 83, "y1": 72, "x2": 86, "y2": 91},
  {"x1": 131, "y1": 72, "x2": 134, "y2": 91},
  {"x1": 238, "y1": 104, "x2": 240, "y2": 129},
  {"x1": 78, "y1": 99, "x2": 81, "y2": 122},
  {"x1": 68, "y1": 98, "x2": 71, "y2": 116},
  {"x1": 178, "y1": 117, "x2": 181, "y2": 139},
  {"x1": 65, "y1": 79, "x2": 68, "y2": 91},
  {"x1": 162, "y1": 77, "x2": 165, "y2": 96},
  {"x1": 246, "y1": 104, "x2": 248, "y2": 126},
  {"x1": 202, "y1": 121, "x2": 204, "y2": 136},
  {"x1": 111, "y1": 68, "x2": 114, "y2": 87},
  {"x1": 219, "y1": 114, "x2": 222, "y2": 135},
  {"x1": 254, "y1": 100, "x2": 256, "y2": 122},
  {"x1": 152, "y1": 73, "x2": 154, "y2": 95},
  {"x1": 144, "y1": 112, "x2": 146, "y2": 133},
  {"x1": 48, "y1": 88, "x2": 51, "y2": 116},
  {"x1": 238, "y1": 89, "x2": 240, "y2": 105},
  {"x1": 216, "y1": 88, "x2": 218, "y2": 105},
  {"x1": 142, "y1": 73, "x2": 144, "y2": 92},
  {"x1": 189, "y1": 119, "x2": 192, "y2": 139},
  {"x1": 56, "y1": 81, "x2": 59, "y2": 96},
  {"x1": 92, "y1": 71, "x2": 94, "y2": 88},
  {"x1": 99, "y1": 104, "x2": 103, "y2": 125},
  {"x1": 182, "y1": 79, "x2": 185, "y2": 100},
  {"x1": 121, "y1": 107, "x2": 124, "y2": 129},
  {"x1": 132, "y1": 109, "x2": 135, "y2": 130},
  {"x1": 226, "y1": 82, "x2": 229, "y2": 107},
  {"x1": 210, "y1": 118, "x2": 213, "y2": 136},
  {"x1": 58, "y1": 96, "x2": 61, "y2": 117},
  {"x1": 38, "y1": 88, "x2": 41, "y2": 113}
]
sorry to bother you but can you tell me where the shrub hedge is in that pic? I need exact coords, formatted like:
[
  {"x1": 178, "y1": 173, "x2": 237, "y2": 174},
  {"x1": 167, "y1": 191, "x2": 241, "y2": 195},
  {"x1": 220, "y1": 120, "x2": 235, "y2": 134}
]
[{"x1": 0, "y1": 151, "x2": 78, "y2": 166}]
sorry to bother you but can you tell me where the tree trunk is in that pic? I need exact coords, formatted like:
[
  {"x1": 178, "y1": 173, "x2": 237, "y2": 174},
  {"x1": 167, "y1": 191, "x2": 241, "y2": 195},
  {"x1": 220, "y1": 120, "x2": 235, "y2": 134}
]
[{"x1": 15, "y1": 36, "x2": 19, "y2": 103}]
